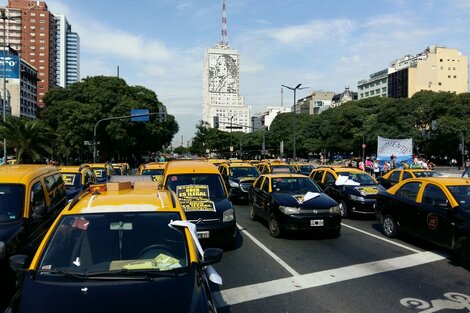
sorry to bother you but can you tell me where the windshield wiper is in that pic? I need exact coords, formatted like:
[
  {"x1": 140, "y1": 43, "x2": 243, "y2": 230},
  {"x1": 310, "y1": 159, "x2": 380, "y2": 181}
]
[
  {"x1": 37, "y1": 269, "x2": 87, "y2": 280},
  {"x1": 85, "y1": 269, "x2": 179, "y2": 279}
]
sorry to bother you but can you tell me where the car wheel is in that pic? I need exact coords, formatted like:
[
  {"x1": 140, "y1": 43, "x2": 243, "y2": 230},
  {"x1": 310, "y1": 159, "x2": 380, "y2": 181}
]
[
  {"x1": 382, "y1": 214, "x2": 398, "y2": 238},
  {"x1": 249, "y1": 203, "x2": 257, "y2": 221},
  {"x1": 454, "y1": 237, "x2": 470, "y2": 267},
  {"x1": 268, "y1": 213, "x2": 282, "y2": 238},
  {"x1": 339, "y1": 201, "x2": 349, "y2": 218}
]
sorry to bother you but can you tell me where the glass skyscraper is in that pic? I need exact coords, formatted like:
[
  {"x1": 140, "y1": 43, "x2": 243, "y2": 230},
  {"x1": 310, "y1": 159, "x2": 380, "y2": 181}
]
[{"x1": 56, "y1": 14, "x2": 79, "y2": 87}]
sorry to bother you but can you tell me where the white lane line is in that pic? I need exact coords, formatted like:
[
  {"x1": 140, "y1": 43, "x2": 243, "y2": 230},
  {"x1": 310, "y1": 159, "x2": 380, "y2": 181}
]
[
  {"x1": 237, "y1": 223, "x2": 300, "y2": 277},
  {"x1": 341, "y1": 223, "x2": 422, "y2": 253},
  {"x1": 213, "y1": 251, "x2": 446, "y2": 308}
]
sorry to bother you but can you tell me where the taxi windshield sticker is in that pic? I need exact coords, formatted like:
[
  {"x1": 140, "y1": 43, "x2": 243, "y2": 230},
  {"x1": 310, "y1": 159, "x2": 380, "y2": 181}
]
[
  {"x1": 356, "y1": 186, "x2": 379, "y2": 195},
  {"x1": 176, "y1": 185, "x2": 215, "y2": 212},
  {"x1": 62, "y1": 174, "x2": 76, "y2": 186}
]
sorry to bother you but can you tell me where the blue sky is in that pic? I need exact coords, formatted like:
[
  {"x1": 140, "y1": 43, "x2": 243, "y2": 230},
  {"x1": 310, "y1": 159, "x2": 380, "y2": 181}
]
[{"x1": 7, "y1": 0, "x2": 470, "y2": 147}]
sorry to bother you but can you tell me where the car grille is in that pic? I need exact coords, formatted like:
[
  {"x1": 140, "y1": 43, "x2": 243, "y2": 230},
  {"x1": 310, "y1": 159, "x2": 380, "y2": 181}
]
[
  {"x1": 188, "y1": 218, "x2": 220, "y2": 224},
  {"x1": 240, "y1": 182, "x2": 252, "y2": 192}
]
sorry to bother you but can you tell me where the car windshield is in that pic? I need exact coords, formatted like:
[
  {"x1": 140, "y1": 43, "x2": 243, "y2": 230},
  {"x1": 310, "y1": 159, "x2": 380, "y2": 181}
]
[
  {"x1": 338, "y1": 172, "x2": 377, "y2": 185},
  {"x1": 37, "y1": 212, "x2": 188, "y2": 275},
  {"x1": 413, "y1": 171, "x2": 443, "y2": 178},
  {"x1": 113, "y1": 168, "x2": 122, "y2": 175},
  {"x1": 61, "y1": 173, "x2": 82, "y2": 188},
  {"x1": 271, "y1": 177, "x2": 321, "y2": 193},
  {"x1": 298, "y1": 165, "x2": 314, "y2": 173},
  {"x1": 0, "y1": 184, "x2": 25, "y2": 222},
  {"x1": 230, "y1": 167, "x2": 260, "y2": 178},
  {"x1": 142, "y1": 169, "x2": 164, "y2": 176},
  {"x1": 92, "y1": 168, "x2": 106, "y2": 178},
  {"x1": 271, "y1": 165, "x2": 296, "y2": 174},
  {"x1": 448, "y1": 185, "x2": 470, "y2": 211},
  {"x1": 166, "y1": 174, "x2": 226, "y2": 200}
]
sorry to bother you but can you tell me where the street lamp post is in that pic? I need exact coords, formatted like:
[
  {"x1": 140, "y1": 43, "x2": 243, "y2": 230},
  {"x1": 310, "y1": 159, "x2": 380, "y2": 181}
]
[{"x1": 281, "y1": 84, "x2": 308, "y2": 160}]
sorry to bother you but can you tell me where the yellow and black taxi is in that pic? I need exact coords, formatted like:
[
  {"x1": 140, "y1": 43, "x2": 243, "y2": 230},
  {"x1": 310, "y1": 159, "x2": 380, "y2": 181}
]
[
  {"x1": 256, "y1": 159, "x2": 296, "y2": 174},
  {"x1": 84, "y1": 163, "x2": 114, "y2": 184},
  {"x1": 163, "y1": 160, "x2": 236, "y2": 248},
  {"x1": 59, "y1": 165, "x2": 97, "y2": 199},
  {"x1": 310, "y1": 167, "x2": 385, "y2": 218},
  {"x1": 111, "y1": 163, "x2": 126, "y2": 176},
  {"x1": 377, "y1": 168, "x2": 444, "y2": 189},
  {"x1": 218, "y1": 161, "x2": 260, "y2": 202},
  {"x1": 248, "y1": 173, "x2": 341, "y2": 238},
  {"x1": 291, "y1": 162, "x2": 315, "y2": 176},
  {"x1": 139, "y1": 162, "x2": 167, "y2": 185},
  {"x1": 375, "y1": 177, "x2": 470, "y2": 265},
  {"x1": 0, "y1": 165, "x2": 67, "y2": 308},
  {"x1": 6, "y1": 181, "x2": 223, "y2": 313}
]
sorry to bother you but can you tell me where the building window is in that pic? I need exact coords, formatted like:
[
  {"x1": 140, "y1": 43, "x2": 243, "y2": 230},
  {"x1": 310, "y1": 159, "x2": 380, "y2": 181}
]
[
  {"x1": 438, "y1": 82, "x2": 442, "y2": 86},
  {"x1": 440, "y1": 59, "x2": 443, "y2": 62},
  {"x1": 454, "y1": 75, "x2": 457, "y2": 78},
  {"x1": 31, "y1": 12, "x2": 36, "y2": 16}
]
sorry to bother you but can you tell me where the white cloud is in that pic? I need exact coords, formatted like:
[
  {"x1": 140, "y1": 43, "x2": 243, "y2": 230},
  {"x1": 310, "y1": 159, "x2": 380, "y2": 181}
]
[
  {"x1": 365, "y1": 15, "x2": 411, "y2": 28},
  {"x1": 267, "y1": 19, "x2": 356, "y2": 45}
]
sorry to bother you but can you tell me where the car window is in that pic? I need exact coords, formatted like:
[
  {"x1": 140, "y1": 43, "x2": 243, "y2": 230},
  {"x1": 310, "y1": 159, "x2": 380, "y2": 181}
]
[
  {"x1": 37, "y1": 212, "x2": 188, "y2": 275},
  {"x1": 44, "y1": 175, "x2": 56, "y2": 191},
  {"x1": 141, "y1": 169, "x2": 164, "y2": 176},
  {"x1": 337, "y1": 171, "x2": 377, "y2": 185},
  {"x1": 396, "y1": 182, "x2": 422, "y2": 201},
  {"x1": 262, "y1": 178, "x2": 269, "y2": 192},
  {"x1": 253, "y1": 177, "x2": 264, "y2": 189},
  {"x1": 62, "y1": 173, "x2": 82, "y2": 188},
  {"x1": 271, "y1": 177, "x2": 322, "y2": 193},
  {"x1": 230, "y1": 167, "x2": 260, "y2": 178},
  {"x1": 422, "y1": 184, "x2": 448, "y2": 207},
  {"x1": 389, "y1": 171, "x2": 401, "y2": 182},
  {"x1": 448, "y1": 185, "x2": 470, "y2": 211},
  {"x1": 402, "y1": 172, "x2": 413, "y2": 180},
  {"x1": 312, "y1": 170, "x2": 324, "y2": 183},
  {"x1": 30, "y1": 181, "x2": 47, "y2": 217},
  {"x1": 0, "y1": 184, "x2": 25, "y2": 222},
  {"x1": 325, "y1": 172, "x2": 336, "y2": 184}
]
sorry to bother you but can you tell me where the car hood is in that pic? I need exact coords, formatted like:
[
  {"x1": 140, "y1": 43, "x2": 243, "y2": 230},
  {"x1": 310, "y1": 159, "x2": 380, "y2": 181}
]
[
  {"x1": 14, "y1": 270, "x2": 208, "y2": 313},
  {"x1": 184, "y1": 197, "x2": 233, "y2": 220},
  {"x1": 345, "y1": 185, "x2": 383, "y2": 196},
  {"x1": 0, "y1": 220, "x2": 23, "y2": 243},
  {"x1": 271, "y1": 192, "x2": 337, "y2": 209}
]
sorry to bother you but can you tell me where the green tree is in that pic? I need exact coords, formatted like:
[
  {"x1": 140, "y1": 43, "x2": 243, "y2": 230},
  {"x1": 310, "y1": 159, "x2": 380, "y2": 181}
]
[
  {"x1": 0, "y1": 117, "x2": 54, "y2": 163},
  {"x1": 40, "y1": 76, "x2": 178, "y2": 163}
]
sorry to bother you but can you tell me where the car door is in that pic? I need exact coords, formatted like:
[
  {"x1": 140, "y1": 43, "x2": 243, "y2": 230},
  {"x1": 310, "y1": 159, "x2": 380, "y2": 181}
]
[
  {"x1": 311, "y1": 170, "x2": 326, "y2": 188},
  {"x1": 258, "y1": 177, "x2": 271, "y2": 220},
  {"x1": 419, "y1": 183, "x2": 455, "y2": 248},
  {"x1": 384, "y1": 170, "x2": 401, "y2": 188},
  {"x1": 251, "y1": 176, "x2": 264, "y2": 214},
  {"x1": 392, "y1": 182, "x2": 422, "y2": 235},
  {"x1": 323, "y1": 171, "x2": 341, "y2": 200}
]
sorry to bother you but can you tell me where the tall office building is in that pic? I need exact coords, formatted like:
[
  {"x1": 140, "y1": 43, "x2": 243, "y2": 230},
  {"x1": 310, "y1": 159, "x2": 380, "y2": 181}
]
[
  {"x1": 202, "y1": 0, "x2": 250, "y2": 133},
  {"x1": 7, "y1": 0, "x2": 57, "y2": 107},
  {"x1": 56, "y1": 14, "x2": 79, "y2": 87}
]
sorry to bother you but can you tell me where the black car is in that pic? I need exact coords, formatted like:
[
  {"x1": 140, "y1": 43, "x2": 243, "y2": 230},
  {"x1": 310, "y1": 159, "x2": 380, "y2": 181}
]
[
  {"x1": 249, "y1": 174, "x2": 341, "y2": 238},
  {"x1": 218, "y1": 162, "x2": 260, "y2": 202},
  {"x1": 375, "y1": 177, "x2": 470, "y2": 266},
  {"x1": 310, "y1": 167, "x2": 385, "y2": 218}
]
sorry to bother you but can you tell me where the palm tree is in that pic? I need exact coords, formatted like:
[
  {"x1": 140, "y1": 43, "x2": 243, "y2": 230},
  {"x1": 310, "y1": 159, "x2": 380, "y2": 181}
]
[{"x1": 0, "y1": 117, "x2": 55, "y2": 163}]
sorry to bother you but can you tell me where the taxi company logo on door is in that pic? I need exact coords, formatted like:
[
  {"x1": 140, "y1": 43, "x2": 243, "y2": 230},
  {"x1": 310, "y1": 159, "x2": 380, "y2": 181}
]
[{"x1": 427, "y1": 213, "x2": 438, "y2": 230}]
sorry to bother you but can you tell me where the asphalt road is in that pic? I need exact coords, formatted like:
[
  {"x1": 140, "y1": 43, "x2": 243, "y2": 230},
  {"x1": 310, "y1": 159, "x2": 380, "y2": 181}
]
[{"x1": 211, "y1": 200, "x2": 470, "y2": 313}]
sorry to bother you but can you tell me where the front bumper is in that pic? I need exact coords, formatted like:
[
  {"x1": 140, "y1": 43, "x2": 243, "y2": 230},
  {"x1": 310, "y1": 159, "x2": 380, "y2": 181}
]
[
  {"x1": 277, "y1": 213, "x2": 341, "y2": 232},
  {"x1": 347, "y1": 198, "x2": 376, "y2": 214}
]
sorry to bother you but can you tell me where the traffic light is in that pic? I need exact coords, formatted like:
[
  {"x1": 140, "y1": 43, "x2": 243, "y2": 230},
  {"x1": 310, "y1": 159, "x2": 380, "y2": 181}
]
[{"x1": 213, "y1": 116, "x2": 219, "y2": 129}]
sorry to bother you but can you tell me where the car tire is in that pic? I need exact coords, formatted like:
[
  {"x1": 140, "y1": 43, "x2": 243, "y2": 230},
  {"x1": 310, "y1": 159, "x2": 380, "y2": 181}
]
[
  {"x1": 339, "y1": 201, "x2": 349, "y2": 218},
  {"x1": 454, "y1": 237, "x2": 470, "y2": 267},
  {"x1": 249, "y1": 203, "x2": 257, "y2": 221},
  {"x1": 382, "y1": 214, "x2": 398, "y2": 238},
  {"x1": 268, "y1": 213, "x2": 282, "y2": 238}
]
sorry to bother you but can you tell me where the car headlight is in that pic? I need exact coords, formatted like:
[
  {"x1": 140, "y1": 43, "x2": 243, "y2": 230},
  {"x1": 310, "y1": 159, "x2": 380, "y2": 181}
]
[
  {"x1": 349, "y1": 194, "x2": 366, "y2": 202},
  {"x1": 0, "y1": 241, "x2": 5, "y2": 259},
  {"x1": 223, "y1": 208, "x2": 235, "y2": 222},
  {"x1": 279, "y1": 206, "x2": 300, "y2": 214},
  {"x1": 329, "y1": 205, "x2": 341, "y2": 214},
  {"x1": 229, "y1": 180, "x2": 239, "y2": 188}
]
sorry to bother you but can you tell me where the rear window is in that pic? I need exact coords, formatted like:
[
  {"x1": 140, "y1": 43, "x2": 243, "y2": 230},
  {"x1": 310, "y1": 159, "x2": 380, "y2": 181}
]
[
  {"x1": 61, "y1": 173, "x2": 82, "y2": 188},
  {"x1": 0, "y1": 184, "x2": 25, "y2": 222},
  {"x1": 142, "y1": 169, "x2": 164, "y2": 176}
]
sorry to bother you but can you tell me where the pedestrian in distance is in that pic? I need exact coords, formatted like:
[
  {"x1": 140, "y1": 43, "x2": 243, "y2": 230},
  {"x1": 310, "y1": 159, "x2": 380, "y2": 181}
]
[
  {"x1": 462, "y1": 157, "x2": 470, "y2": 178},
  {"x1": 373, "y1": 160, "x2": 381, "y2": 177}
]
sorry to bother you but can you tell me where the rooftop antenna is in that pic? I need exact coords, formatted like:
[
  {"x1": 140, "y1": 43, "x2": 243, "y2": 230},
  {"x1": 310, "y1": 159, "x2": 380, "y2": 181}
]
[{"x1": 220, "y1": 0, "x2": 228, "y2": 46}]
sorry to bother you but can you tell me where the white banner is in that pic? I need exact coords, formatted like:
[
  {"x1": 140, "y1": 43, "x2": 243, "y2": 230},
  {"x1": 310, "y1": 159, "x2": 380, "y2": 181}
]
[{"x1": 377, "y1": 136, "x2": 413, "y2": 161}]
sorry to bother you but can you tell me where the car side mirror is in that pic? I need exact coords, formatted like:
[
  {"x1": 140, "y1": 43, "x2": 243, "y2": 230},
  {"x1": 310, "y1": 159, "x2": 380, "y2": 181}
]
[
  {"x1": 201, "y1": 248, "x2": 223, "y2": 267},
  {"x1": 31, "y1": 204, "x2": 47, "y2": 219},
  {"x1": 9, "y1": 255, "x2": 29, "y2": 273}
]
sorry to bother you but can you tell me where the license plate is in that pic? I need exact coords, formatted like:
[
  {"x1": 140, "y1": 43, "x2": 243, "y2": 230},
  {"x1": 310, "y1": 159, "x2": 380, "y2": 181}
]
[
  {"x1": 197, "y1": 231, "x2": 210, "y2": 238},
  {"x1": 310, "y1": 219, "x2": 324, "y2": 227}
]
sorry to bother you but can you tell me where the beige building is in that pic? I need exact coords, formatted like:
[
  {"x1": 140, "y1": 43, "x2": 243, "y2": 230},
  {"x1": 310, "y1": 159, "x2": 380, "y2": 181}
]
[{"x1": 388, "y1": 46, "x2": 468, "y2": 98}]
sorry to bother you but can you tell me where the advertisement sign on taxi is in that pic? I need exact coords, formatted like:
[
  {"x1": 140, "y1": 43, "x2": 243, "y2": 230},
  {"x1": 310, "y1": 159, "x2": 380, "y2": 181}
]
[{"x1": 176, "y1": 185, "x2": 215, "y2": 212}]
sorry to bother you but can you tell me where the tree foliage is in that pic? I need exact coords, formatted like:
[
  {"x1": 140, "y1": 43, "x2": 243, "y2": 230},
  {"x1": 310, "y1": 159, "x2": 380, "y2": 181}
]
[{"x1": 40, "y1": 76, "x2": 178, "y2": 163}]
